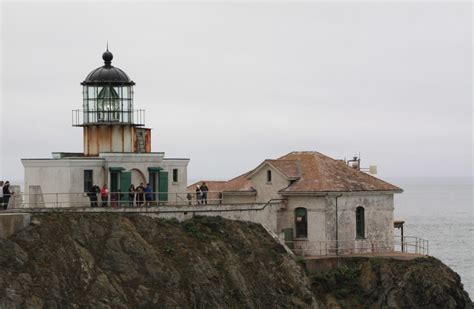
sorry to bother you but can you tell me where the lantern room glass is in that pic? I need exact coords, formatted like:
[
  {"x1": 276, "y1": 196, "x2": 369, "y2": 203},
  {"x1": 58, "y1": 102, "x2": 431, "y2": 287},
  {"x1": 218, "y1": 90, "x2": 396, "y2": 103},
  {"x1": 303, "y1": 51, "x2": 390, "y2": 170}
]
[{"x1": 82, "y1": 85, "x2": 134, "y2": 124}]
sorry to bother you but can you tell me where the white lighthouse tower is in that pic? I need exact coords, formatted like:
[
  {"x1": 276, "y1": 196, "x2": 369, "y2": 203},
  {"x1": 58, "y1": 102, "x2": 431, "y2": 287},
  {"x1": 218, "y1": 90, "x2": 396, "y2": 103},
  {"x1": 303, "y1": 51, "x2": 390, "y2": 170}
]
[{"x1": 21, "y1": 48, "x2": 189, "y2": 207}]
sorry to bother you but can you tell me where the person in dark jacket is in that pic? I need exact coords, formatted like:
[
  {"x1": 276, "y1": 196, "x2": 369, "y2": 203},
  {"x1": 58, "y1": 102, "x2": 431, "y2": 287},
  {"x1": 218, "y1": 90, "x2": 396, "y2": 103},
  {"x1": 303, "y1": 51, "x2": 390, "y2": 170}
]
[
  {"x1": 87, "y1": 185, "x2": 99, "y2": 207},
  {"x1": 145, "y1": 183, "x2": 153, "y2": 206},
  {"x1": 136, "y1": 183, "x2": 145, "y2": 207},
  {"x1": 2, "y1": 181, "x2": 14, "y2": 210},
  {"x1": 128, "y1": 184, "x2": 136, "y2": 207},
  {"x1": 200, "y1": 182, "x2": 209, "y2": 205}
]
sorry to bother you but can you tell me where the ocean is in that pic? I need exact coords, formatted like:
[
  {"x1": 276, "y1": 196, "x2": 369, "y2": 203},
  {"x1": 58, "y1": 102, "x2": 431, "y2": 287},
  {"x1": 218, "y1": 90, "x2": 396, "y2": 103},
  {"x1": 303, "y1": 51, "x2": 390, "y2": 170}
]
[{"x1": 390, "y1": 177, "x2": 473, "y2": 297}]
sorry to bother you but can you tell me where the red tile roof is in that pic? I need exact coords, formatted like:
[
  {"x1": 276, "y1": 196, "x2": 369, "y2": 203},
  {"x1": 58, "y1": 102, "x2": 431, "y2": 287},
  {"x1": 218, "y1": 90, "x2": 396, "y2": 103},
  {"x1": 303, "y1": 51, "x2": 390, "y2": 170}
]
[
  {"x1": 189, "y1": 151, "x2": 402, "y2": 195},
  {"x1": 267, "y1": 159, "x2": 300, "y2": 179},
  {"x1": 223, "y1": 171, "x2": 254, "y2": 192},
  {"x1": 277, "y1": 152, "x2": 402, "y2": 193},
  {"x1": 187, "y1": 181, "x2": 227, "y2": 192}
]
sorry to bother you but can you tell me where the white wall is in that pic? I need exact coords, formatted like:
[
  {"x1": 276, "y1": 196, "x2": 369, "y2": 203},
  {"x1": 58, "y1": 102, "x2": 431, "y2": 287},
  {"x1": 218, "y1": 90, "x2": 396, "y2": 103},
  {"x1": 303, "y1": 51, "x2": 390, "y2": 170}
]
[
  {"x1": 250, "y1": 164, "x2": 289, "y2": 203},
  {"x1": 22, "y1": 159, "x2": 104, "y2": 207},
  {"x1": 22, "y1": 153, "x2": 190, "y2": 207},
  {"x1": 285, "y1": 193, "x2": 395, "y2": 256}
]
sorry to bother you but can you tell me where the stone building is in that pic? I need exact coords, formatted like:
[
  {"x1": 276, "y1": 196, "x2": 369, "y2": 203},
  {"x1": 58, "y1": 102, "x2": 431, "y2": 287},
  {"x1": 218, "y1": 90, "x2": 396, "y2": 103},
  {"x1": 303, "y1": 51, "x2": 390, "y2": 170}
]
[
  {"x1": 21, "y1": 49, "x2": 189, "y2": 207},
  {"x1": 189, "y1": 151, "x2": 402, "y2": 255}
]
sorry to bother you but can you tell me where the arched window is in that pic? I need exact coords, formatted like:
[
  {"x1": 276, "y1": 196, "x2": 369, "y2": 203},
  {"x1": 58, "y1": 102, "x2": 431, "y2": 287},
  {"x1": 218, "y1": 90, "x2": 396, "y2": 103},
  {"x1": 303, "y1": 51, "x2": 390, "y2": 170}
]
[
  {"x1": 356, "y1": 206, "x2": 365, "y2": 239},
  {"x1": 295, "y1": 207, "x2": 308, "y2": 238}
]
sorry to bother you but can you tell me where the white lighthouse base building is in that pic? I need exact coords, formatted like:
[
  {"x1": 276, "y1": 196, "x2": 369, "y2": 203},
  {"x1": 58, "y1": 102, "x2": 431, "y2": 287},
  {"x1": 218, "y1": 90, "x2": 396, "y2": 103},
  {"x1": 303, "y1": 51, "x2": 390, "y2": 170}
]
[{"x1": 22, "y1": 152, "x2": 189, "y2": 208}]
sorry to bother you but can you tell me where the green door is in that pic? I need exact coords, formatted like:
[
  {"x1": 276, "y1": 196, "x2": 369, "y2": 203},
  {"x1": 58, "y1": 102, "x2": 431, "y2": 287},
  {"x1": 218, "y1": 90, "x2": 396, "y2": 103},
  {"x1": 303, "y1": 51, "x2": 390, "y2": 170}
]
[
  {"x1": 120, "y1": 172, "x2": 132, "y2": 203},
  {"x1": 282, "y1": 228, "x2": 294, "y2": 249},
  {"x1": 158, "y1": 171, "x2": 168, "y2": 202}
]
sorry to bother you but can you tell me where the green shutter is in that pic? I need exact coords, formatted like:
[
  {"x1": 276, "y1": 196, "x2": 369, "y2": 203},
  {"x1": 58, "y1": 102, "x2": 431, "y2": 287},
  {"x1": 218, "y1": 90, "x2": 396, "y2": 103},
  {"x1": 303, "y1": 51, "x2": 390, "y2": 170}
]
[
  {"x1": 282, "y1": 228, "x2": 294, "y2": 249},
  {"x1": 120, "y1": 172, "x2": 132, "y2": 202},
  {"x1": 158, "y1": 171, "x2": 169, "y2": 201}
]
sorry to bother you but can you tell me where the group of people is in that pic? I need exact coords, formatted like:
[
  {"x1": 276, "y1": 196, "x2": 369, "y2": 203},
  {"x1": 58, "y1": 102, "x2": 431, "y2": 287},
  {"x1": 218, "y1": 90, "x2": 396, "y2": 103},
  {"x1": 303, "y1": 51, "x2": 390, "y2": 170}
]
[
  {"x1": 195, "y1": 182, "x2": 209, "y2": 205},
  {"x1": 87, "y1": 183, "x2": 154, "y2": 208},
  {"x1": 128, "y1": 183, "x2": 153, "y2": 207},
  {"x1": 0, "y1": 181, "x2": 14, "y2": 210}
]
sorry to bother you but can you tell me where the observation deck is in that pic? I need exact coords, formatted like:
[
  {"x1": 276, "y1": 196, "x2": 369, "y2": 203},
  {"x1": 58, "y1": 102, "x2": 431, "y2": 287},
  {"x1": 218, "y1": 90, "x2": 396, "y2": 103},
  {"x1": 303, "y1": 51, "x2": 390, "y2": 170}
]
[{"x1": 72, "y1": 109, "x2": 145, "y2": 127}]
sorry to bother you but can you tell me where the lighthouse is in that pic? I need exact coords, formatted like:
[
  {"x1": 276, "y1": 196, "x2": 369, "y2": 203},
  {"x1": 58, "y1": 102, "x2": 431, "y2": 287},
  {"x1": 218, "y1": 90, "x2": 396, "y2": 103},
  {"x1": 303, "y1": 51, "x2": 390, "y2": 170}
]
[
  {"x1": 74, "y1": 48, "x2": 149, "y2": 155},
  {"x1": 22, "y1": 48, "x2": 189, "y2": 207}
]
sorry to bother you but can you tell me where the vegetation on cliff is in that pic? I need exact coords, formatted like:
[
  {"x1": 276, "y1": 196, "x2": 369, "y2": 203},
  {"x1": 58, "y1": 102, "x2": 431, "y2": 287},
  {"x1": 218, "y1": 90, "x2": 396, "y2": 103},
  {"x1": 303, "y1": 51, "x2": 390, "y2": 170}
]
[
  {"x1": 0, "y1": 214, "x2": 315, "y2": 308},
  {"x1": 310, "y1": 256, "x2": 472, "y2": 308}
]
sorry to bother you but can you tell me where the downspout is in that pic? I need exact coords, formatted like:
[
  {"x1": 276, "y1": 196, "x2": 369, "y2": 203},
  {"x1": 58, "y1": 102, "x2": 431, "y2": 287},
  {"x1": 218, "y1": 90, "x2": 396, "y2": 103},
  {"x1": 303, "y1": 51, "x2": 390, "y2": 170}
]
[{"x1": 335, "y1": 194, "x2": 343, "y2": 256}]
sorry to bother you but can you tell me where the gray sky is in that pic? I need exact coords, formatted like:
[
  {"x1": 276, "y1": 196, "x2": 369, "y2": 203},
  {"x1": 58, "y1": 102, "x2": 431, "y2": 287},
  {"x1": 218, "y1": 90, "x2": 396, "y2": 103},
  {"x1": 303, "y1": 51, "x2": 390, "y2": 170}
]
[{"x1": 1, "y1": 1, "x2": 472, "y2": 185}]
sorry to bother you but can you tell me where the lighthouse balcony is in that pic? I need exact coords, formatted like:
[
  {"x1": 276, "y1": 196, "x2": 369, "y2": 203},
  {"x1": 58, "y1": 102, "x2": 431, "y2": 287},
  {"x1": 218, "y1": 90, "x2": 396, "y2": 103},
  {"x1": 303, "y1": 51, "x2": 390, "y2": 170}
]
[{"x1": 72, "y1": 109, "x2": 145, "y2": 127}]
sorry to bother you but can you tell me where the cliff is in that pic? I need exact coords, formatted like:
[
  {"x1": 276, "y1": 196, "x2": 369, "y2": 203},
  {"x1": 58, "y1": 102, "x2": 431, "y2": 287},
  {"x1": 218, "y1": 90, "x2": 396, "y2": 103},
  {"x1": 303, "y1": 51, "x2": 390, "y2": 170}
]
[
  {"x1": 0, "y1": 214, "x2": 316, "y2": 308},
  {"x1": 0, "y1": 213, "x2": 471, "y2": 308},
  {"x1": 308, "y1": 256, "x2": 472, "y2": 308}
]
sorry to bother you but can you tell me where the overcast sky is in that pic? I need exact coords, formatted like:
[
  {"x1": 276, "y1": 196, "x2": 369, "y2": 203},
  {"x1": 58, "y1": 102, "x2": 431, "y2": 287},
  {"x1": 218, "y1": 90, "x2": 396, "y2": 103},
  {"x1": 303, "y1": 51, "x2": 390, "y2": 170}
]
[{"x1": 1, "y1": 1, "x2": 472, "y2": 185}]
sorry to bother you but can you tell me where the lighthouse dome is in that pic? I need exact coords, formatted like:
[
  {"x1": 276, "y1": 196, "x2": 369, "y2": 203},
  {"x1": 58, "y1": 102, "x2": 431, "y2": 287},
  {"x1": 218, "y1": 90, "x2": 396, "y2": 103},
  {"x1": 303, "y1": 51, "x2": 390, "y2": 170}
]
[{"x1": 81, "y1": 49, "x2": 135, "y2": 86}]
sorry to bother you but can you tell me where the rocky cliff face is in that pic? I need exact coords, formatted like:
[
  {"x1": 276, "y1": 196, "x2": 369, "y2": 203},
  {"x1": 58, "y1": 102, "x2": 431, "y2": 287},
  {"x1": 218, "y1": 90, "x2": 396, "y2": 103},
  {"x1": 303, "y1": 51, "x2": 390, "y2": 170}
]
[
  {"x1": 0, "y1": 213, "x2": 471, "y2": 308},
  {"x1": 0, "y1": 214, "x2": 316, "y2": 308},
  {"x1": 309, "y1": 256, "x2": 472, "y2": 308}
]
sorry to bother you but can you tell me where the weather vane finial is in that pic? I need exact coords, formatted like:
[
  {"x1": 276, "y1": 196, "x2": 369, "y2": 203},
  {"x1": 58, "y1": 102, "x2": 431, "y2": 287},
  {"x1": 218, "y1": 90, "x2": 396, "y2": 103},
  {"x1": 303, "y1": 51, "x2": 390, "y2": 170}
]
[{"x1": 106, "y1": 41, "x2": 109, "y2": 51}]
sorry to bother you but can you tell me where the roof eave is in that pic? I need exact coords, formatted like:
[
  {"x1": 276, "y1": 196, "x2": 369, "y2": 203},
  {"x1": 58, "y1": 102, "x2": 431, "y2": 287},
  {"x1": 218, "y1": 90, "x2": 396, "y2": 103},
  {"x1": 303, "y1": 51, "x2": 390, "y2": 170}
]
[
  {"x1": 222, "y1": 191, "x2": 257, "y2": 196},
  {"x1": 279, "y1": 189, "x2": 403, "y2": 196}
]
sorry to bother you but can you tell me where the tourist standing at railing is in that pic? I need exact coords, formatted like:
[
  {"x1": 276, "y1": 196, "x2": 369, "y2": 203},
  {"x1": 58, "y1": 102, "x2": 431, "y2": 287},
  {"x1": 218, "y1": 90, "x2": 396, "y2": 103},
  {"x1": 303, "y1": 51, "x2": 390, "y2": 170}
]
[
  {"x1": 100, "y1": 185, "x2": 109, "y2": 207},
  {"x1": 201, "y1": 182, "x2": 209, "y2": 205},
  {"x1": 145, "y1": 183, "x2": 152, "y2": 206},
  {"x1": 0, "y1": 181, "x2": 3, "y2": 210},
  {"x1": 110, "y1": 190, "x2": 119, "y2": 208},
  {"x1": 2, "y1": 181, "x2": 14, "y2": 210},
  {"x1": 195, "y1": 185, "x2": 203, "y2": 205},
  {"x1": 136, "y1": 183, "x2": 145, "y2": 206},
  {"x1": 87, "y1": 185, "x2": 99, "y2": 207},
  {"x1": 128, "y1": 184, "x2": 136, "y2": 207}
]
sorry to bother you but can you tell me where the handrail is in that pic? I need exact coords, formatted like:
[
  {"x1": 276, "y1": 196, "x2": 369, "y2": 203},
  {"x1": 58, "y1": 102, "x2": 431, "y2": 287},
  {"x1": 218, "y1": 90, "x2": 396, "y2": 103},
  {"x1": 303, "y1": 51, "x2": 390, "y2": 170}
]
[
  {"x1": 287, "y1": 237, "x2": 429, "y2": 257},
  {"x1": 72, "y1": 109, "x2": 145, "y2": 126},
  {"x1": 4, "y1": 191, "x2": 286, "y2": 212}
]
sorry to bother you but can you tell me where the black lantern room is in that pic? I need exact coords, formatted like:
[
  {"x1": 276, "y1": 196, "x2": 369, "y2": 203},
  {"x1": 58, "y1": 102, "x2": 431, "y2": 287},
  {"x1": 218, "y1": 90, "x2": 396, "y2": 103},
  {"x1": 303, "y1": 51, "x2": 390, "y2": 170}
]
[{"x1": 78, "y1": 49, "x2": 141, "y2": 125}]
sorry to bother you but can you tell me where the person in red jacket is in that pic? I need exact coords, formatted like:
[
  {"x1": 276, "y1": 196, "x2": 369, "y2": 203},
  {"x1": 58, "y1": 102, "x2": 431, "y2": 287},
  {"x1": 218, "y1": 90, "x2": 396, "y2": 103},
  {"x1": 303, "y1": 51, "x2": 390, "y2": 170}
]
[{"x1": 100, "y1": 185, "x2": 109, "y2": 207}]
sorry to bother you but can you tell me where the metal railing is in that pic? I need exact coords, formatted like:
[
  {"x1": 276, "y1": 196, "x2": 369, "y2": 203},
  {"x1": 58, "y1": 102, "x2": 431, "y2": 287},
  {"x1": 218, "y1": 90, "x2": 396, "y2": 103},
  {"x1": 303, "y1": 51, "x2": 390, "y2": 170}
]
[
  {"x1": 72, "y1": 109, "x2": 145, "y2": 126},
  {"x1": 289, "y1": 239, "x2": 394, "y2": 257},
  {"x1": 394, "y1": 236, "x2": 429, "y2": 255},
  {"x1": 288, "y1": 236, "x2": 429, "y2": 257},
  {"x1": 1, "y1": 191, "x2": 284, "y2": 215},
  {"x1": 5, "y1": 191, "x2": 248, "y2": 209}
]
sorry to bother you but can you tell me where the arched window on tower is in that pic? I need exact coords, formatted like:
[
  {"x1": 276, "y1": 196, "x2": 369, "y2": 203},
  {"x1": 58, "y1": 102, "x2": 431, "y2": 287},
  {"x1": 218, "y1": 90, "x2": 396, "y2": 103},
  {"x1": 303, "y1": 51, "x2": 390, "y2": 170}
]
[
  {"x1": 356, "y1": 206, "x2": 365, "y2": 239},
  {"x1": 295, "y1": 207, "x2": 308, "y2": 238}
]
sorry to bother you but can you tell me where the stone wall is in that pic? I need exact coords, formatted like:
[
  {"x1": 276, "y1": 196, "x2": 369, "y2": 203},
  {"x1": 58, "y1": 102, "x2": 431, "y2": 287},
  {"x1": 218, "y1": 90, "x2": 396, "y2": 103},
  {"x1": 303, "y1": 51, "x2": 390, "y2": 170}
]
[
  {"x1": 283, "y1": 193, "x2": 395, "y2": 256},
  {"x1": 145, "y1": 202, "x2": 284, "y2": 233},
  {"x1": 0, "y1": 213, "x2": 31, "y2": 238}
]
